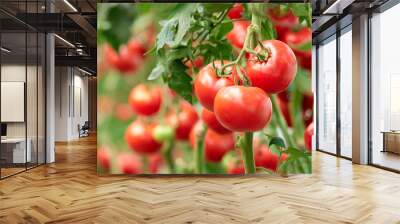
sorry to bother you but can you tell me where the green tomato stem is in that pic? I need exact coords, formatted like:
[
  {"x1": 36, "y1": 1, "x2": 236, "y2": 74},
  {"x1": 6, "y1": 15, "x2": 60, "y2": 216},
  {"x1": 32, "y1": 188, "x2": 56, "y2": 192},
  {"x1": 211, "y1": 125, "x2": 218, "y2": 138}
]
[
  {"x1": 142, "y1": 156, "x2": 149, "y2": 173},
  {"x1": 289, "y1": 88, "x2": 305, "y2": 144},
  {"x1": 219, "y1": 3, "x2": 263, "y2": 83},
  {"x1": 249, "y1": 4, "x2": 263, "y2": 49},
  {"x1": 162, "y1": 140, "x2": 176, "y2": 173},
  {"x1": 241, "y1": 132, "x2": 256, "y2": 174},
  {"x1": 270, "y1": 94, "x2": 296, "y2": 148},
  {"x1": 195, "y1": 126, "x2": 207, "y2": 174}
]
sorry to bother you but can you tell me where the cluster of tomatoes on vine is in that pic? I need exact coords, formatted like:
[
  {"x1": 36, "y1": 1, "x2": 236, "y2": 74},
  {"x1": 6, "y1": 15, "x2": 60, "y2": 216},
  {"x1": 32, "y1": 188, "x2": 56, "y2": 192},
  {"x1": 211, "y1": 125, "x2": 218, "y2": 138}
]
[{"x1": 98, "y1": 4, "x2": 314, "y2": 174}]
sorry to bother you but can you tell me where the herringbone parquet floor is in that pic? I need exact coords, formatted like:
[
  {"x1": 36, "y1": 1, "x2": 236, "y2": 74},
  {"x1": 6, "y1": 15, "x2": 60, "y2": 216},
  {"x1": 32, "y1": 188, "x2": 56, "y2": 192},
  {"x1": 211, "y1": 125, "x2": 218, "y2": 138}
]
[{"x1": 1, "y1": 135, "x2": 400, "y2": 224}]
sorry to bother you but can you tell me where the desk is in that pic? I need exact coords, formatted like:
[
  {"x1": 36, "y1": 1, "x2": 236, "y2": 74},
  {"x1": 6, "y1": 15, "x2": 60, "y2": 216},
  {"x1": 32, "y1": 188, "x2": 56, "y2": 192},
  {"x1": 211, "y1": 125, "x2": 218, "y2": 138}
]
[
  {"x1": 1, "y1": 138, "x2": 31, "y2": 163},
  {"x1": 382, "y1": 131, "x2": 400, "y2": 154}
]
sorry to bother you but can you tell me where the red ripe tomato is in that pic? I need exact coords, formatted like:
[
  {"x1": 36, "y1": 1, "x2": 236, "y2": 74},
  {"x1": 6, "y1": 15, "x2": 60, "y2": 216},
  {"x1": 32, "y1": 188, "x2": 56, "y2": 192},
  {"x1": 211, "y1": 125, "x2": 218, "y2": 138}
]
[
  {"x1": 129, "y1": 84, "x2": 162, "y2": 116},
  {"x1": 278, "y1": 91, "x2": 290, "y2": 102},
  {"x1": 189, "y1": 121, "x2": 204, "y2": 148},
  {"x1": 302, "y1": 93, "x2": 314, "y2": 126},
  {"x1": 185, "y1": 56, "x2": 204, "y2": 69},
  {"x1": 117, "y1": 153, "x2": 141, "y2": 174},
  {"x1": 214, "y1": 86, "x2": 272, "y2": 132},
  {"x1": 227, "y1": 165, "x2": 245, "y2": 174},
  {"x1": 204, "y1": 129, "x2": 235, "y2": 162},
  {"x1": 125, "y1": 120, "x2": 162, "y2": 154},
  {"x1": 98, "y1": 96, "x2": 114, "y2": 114},
  {"x1": 97, "y1": 147, "x2": 111, "y2": 170},
  {"x1": 227, "y1": 3, "x2": 244, "y2": 20},
  {"x1": 128, "y1": 39, "x2": 147, "y2": 58},
  {"x1": 267, "y1": 8, "x2": 299, "y2": 39},
  {"x1": 114, "y1": 103, "x2": 133, "y2": 121},
  {"x1": 299, "y1": 54, "x2": 311, "y2": 71},
  {"x1": 201, "y1": 108, "x2": 230, "y2": 134},
  {"x1": 277, "y1": 97, "x2": 293, "y2": 127},
  {"x1": 282, "y1": 27, "x2": 312, "y2": 60},
  {"x1": 166, "y1": 102, "x2": 199, "y2": 140},
  {"x1": 304, "y1": 122, "x2": 314, "y2": 152},
  {"x1": 194, "y1": 61, "x2": 236, "y2": 111},
  {"x1": 246, "y1": 40, "x2": 297, "y2": 94},
  {"x1": 104, "y1": 43, "x2": 142, "y2": 74},
  {"x1": 149, "y1": 153, "x2": 163, "y2": 174},
  {"x1": 255, "y1": 145, "x2": 287, "y2": 172},
  {"x1": 168, "y1": 88, "x2": 177, "y2": 98},
  {"x1": 116, "y1": 45, "x2": 141, "y2": 73},
  {"x1": 226, "y1": 20, "x2": 250, "y2": 49},
  {"x1": 104, "y1": 44, "x2": 119, "y2": 69}
]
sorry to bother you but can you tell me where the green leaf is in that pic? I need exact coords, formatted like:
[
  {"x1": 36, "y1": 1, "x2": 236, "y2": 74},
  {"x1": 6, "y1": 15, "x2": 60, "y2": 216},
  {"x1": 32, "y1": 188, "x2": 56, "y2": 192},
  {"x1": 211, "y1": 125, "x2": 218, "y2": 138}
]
[
  {"x1": 148, "y1": 63, "x2": 166, "y2": 80},
  {"x1": 270, "y1": 146, "x2": 282, "y2": 156},
  {"x1": 296, "y1": 41, "x2": 312, "y2": 51},
  {"x1": 289, "y1": 86, "x2": 305, "y2": 142},
  {"x1": 167, "y1": 46, "x2": 192, "y2": 61},
  {"x1": 213, "y1": 20, "x2": 233, "y2": 40},
  {"x1": 269, "y1": 136, "x2": 286, "y2": 149},
  {"x1": 166, "y1": 60, "x2": 193, "y2": 103},
  {"x1": 279, "y1": 146, "x2": 312, "y2": 174},
  {"x1": 295, "y1": 68, "x2": 311, "y2": 93},
  {"x1": 205, "y1": 161, "x2": 226, "y2": 174},
  {"x1": 157, "y1": 19, "x2": 178, "y2": 51},
  {"x1": 156, "y1": 5, "x2": 196, "y2": 50},
  {"x1": 203, "y1": 3, "x2": 232, "y2": 13},
  {"x1": 199, "y1": 41, "x2": 233, "y2": 62},
  {"x1": 288, "y1": 3, "x2": 312, "y2": 26},
  {"x1": 261, "y1": 19, "x2": 277, "y2": 40},
  {"x1": 256, "y1": 167, "x2": 274, "y2": 174},
  {"x1": 171, "y1": 8, "x2": 194, "y2": 47},
  {"x1": 99, "y1": 4, "x2": 136, "y2": 50},
  {"x1": 286, "y1": 146, "x2": 308, "y2": 157},
  {"x1": 288, "y1": 3, "x2": 310, "y2": 17}
]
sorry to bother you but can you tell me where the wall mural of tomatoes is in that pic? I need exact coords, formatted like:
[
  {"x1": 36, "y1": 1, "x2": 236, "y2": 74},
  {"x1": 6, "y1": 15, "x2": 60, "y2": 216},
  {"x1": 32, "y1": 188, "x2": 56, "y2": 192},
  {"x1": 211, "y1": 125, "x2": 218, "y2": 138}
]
[{"x1": 97, "y1": 3, "x2": 312, "y2": 175}]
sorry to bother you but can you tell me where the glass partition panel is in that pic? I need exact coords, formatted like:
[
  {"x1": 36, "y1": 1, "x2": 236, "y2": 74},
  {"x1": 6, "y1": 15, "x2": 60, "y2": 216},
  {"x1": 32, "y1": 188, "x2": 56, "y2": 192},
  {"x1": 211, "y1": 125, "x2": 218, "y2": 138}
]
[
  {"x1": 0, "y1": 0, "x2": 46, "y2": 179},
  {"x1": 1, "y1": 29, "x2": 27, "y2": 177}
]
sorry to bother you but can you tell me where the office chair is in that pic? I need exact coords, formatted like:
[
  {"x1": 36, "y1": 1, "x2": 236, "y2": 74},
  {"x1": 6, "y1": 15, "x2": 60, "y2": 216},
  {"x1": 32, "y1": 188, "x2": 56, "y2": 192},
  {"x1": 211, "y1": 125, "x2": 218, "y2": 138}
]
[{"x1": 79, "y1": 121, "x2": 90, "y2": 138}]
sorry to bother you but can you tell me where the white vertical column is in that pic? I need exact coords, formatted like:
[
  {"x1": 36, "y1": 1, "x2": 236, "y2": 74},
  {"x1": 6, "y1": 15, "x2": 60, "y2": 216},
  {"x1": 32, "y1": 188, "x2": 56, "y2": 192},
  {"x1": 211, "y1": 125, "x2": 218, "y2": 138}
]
[
  {"x1": 352, "y1": 14, "x2": 369, "y2": 164},
  {"x1": 46, "y1": 1, "x2": 55, "y2": 163},
  {"x1": 312, "y1": 45, "x2": 317, "y2": 151}
]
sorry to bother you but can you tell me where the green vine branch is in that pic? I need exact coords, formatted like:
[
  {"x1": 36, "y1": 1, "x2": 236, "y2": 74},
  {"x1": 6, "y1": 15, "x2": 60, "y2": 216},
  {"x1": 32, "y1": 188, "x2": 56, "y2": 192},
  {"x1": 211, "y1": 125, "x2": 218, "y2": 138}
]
[
  {"x1": 194, "y1": 125, "x2": 207, "y2": 174},
  {"x1": 270, "y1": 94, "x2": 296, "y2": 148},
  {"x1": 162, "y1": 140, "x2": 176, "y2": 173}
]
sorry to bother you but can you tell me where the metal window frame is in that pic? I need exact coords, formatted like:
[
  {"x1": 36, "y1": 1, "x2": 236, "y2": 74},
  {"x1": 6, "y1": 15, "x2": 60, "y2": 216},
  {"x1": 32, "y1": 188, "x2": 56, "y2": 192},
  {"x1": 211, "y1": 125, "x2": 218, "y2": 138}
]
[{"x1": 315, "y1": 19, "x2": 353, "y2": 161}]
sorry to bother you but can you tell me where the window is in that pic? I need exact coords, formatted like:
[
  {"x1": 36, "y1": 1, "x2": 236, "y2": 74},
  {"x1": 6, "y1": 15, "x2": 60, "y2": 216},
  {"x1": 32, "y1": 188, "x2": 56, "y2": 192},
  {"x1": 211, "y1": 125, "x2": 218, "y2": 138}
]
[
  {"x1": 370, "y1": 3, "x2": 400, "y2": 171},
  {"x1": 317, "y1": 35, "x2": 337, "y2": 154},
  {"x1": 339, "y1": 27, "x2": 352, "y2": 158}
]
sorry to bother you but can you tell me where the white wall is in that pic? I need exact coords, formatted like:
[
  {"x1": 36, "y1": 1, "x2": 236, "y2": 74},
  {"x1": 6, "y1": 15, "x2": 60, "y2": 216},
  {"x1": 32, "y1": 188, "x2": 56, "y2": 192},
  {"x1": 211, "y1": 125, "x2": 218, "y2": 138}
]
[
  {"x1": 54, "y1": 67, "x2": 89, "y2": 141},
  {"x1": 1, "y1": 65, "x2": 37, "y2": 138},
  {"x1": 1, "y1": 64, "x2": 46, "y2": 164}
]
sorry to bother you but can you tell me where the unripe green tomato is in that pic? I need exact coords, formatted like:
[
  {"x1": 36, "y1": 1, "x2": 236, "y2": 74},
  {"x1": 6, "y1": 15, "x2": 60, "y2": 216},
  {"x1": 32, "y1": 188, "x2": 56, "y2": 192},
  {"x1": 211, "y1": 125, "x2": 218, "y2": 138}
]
[{"x1": 153, "y1": 125, "x2": 174, "y2": 142}]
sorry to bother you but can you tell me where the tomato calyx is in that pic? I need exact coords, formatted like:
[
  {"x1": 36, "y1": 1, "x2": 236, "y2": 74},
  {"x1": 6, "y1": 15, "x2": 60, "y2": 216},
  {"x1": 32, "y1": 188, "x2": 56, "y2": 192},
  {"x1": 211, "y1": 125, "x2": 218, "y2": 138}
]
[
  {"x1": 213, "y1": 61, "x2": 234, "y2": 78},
  {"x1": 252, "y1": 42, "x2": 271, "y2": 63}
]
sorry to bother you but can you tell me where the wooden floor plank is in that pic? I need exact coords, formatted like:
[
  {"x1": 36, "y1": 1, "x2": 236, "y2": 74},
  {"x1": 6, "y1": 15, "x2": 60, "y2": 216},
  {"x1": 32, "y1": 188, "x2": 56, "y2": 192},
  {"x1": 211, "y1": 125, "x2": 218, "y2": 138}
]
[{"x1": 0, "y1": 135, "x2": 399, "y2": 223}]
